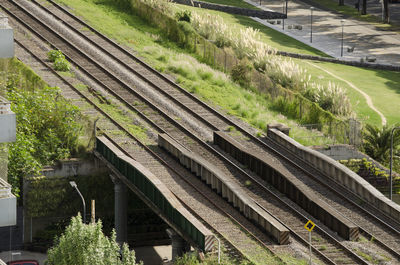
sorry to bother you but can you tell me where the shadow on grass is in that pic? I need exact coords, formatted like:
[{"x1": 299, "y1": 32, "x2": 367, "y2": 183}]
[{"x1": 229, "y1": 14, "x2": 330, "y2": 57}]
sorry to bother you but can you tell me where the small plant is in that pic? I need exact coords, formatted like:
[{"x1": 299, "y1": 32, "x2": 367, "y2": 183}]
[
  {"x1": 231, "y1": 61, "x2": 251, "y2": 87},
  {"x1": 175, "y1": 10, "x2": 191, "y2": 22},
  {"x1": 47, "y1": 49, "x2": 65, "y2": 62},
  {"x1": 318, "y1": 245, "x2": 327, "y2": 251},
  {"x1": 54, "y1": 58, "x2": 71, "y2": 72}
]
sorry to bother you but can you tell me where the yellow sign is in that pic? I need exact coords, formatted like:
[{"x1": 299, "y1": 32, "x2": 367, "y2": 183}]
[{"x1": 304, "y1": 220, "x2": 315, "y2": 232}]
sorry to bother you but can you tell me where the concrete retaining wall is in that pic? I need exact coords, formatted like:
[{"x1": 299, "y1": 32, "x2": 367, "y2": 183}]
[
  {"x1": 40, "y1": 157, "x2": 108, "y2": 177},
  {"x1": 277, "y1": 51, "x2": 400, "y2": 72},
  {"x1": 172, "y1": 0, "x2": 285, "y2": 19},
  {"x1": 268, "y1": 128, "x2": 400, "y2": 222}
]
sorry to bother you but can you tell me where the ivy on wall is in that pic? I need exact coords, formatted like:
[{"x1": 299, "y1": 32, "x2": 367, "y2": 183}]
[{"x1": 0, "y1": 58, "x2": 88, "y2": 198}]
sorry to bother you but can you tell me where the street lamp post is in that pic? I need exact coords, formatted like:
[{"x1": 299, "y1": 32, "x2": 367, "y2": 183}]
[
  {"x1": 310, "y1": 7, "x2": 314, "y2": 43},
  {"x1": 390, "y1": 127, "x2": 400, "y2": 200},
  {"x1": 340, "y1": 19, "x2": 345, "y2": 57},
  {"x1": 283, "y1": 0, "x2": 288, "y2": 30},
  {"x1": 70, "y1": 181, "x2": 86, "y2": 223}
]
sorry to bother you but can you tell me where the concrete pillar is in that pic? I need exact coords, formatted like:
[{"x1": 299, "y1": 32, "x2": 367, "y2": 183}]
[
  {"x1": 166, "y1": 228, "x2": 190, "y2": 260},
  {"x1": 113, "y1": 176, "x2": 127, "y2": 245}
]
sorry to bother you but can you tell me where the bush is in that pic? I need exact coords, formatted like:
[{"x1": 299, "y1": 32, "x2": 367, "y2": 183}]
[
  {"x1": 175, "y1": 10, "x2": 191, "y2": 22},
  {"x1": 47, "y1": 50, "x2": 65, "y2": 62},
  {"x1": 231, "y1": 61, "x2": 251, "y2": 87},
  {"x1": 54, "y1": 58, "x2": 71, "y2": 72}
]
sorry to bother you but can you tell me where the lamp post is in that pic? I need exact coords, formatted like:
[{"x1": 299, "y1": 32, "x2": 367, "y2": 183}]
[
  {"x1": 70, "y1": 181, "x2": 86, "y2": 223},
  {"x1": 340, "y1": 19, "x2": 345, "y2": 57},
  {"x1": 310, "y1": 7, "x2": 314, "y2": 43},
  {"x1": 283, "y1": 0, "x2": 288, "y2": 30},
  {"x1": 390, "y1": 127, "x2": 400, "y2": 200}
]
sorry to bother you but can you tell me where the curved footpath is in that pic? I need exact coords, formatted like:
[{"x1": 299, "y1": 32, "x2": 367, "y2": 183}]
[
  {"x1": 243, "y1": 0, "x2": 395, "y2": 125},
  {"x1": 306, "y1": 61, "x2": 387, "y2": 126}
]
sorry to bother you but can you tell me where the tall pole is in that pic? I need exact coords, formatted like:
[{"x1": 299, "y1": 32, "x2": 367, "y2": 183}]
[
  {"x1": 390, "y1": 127, "x2": 400, "y2": 200},
  {"x1": 283, "y1": 0, "x2": 288, "y2": 30},
  {"x1": 309, "y1": 231, "x2": 312, "y2": 264},
  {"x1": 282, "y1": 1, "x2": 285, "y2": 30},
  {"x1": 310, "y1": 7, "x2": 314, "y2": 43},
  {"x1": 341, "y1": 20, "x2": 345, "y2": 57},
  {"x1": 70, "y1": 181, "x2": 86, "y2": 223}
]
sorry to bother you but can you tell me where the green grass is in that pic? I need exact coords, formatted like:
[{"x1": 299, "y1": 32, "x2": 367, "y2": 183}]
[
  {"x1": 54, "y1": 0, "x2": 336, "y2": 146},
  {"x1": 172, "y1": 4, "x2": 328, "y2": 57},
  {"x1": 171, "y1": 3, "x2": 400, "y2": 127},
  {"x1": 73, "y1": 82, "x2": 150, "y2": 143},
  {"x1": 297, "y1": 60, "x2": 400, "y2": 126}
]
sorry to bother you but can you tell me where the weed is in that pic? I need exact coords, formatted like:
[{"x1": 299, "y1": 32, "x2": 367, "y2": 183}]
[
  {"x1": 47, "y1": 50, "x2": 65, "y2": 62},
  {"x1": 318, "y1": 245, "x2": 327, "y2": 251},
  {"x1": 175, "y1": 10, "x2": 192, "y2": 23}
]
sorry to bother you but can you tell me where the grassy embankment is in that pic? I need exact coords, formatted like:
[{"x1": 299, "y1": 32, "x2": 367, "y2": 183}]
[
  {"x1": 53, "y1": 0, "x2": 340, "y2": 146},
  {"x1": 173, "y1": 1, "x2": 400, "y2": 127}
]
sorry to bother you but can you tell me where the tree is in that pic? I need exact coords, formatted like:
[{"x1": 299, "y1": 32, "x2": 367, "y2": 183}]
[
  {"x1": 363, "y1": 124, "x2": 400, "y2": 163},
  {"x1": 46, "y1": 215, "x2": 141, "y2": 265},
  {"x1": 338, "y1": 0, "x2": 344, "y2": 6}
]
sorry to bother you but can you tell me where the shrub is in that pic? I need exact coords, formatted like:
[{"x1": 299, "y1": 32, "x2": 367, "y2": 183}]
[
  {"x1": 54, "y1": 58, "x2": 71, "y2": 72},
  {"x1": 47, "y1": 50, "x2": 65, "y2": 62},
  {"x1": 231, "y1": 61, "x2": 251, "y2": 87},
  {"x1": 175, "y1": 10, "x2": 191, "y2": 22}
]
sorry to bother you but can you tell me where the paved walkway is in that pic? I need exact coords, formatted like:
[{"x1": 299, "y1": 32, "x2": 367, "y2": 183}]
[
  {"x1": 246, "y1": 0, "x2": 400, "y2": 66},
  {"x1": 342, "y1": 0, "x2": 400, "y2": 26}
]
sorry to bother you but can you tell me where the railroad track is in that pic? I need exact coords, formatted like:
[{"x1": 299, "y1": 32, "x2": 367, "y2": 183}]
[
  {"x1": 11, "y1": 37, "x2": 282, "y2": 264},
  {"x1": 4, "y1": 0, "x2": 400, "y2": 263}
]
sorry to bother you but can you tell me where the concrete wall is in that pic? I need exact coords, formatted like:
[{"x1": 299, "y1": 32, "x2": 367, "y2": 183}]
[
  {"x1": 277, "y1": 50, "x2": 400, "y2": 72},
  {"x1": 40, "y1": 158, "x2": 108, "y2": 177},
  {"x1": 313, "y1": 144, "x2": 399, "y2": 178},
  {"x1": 268, "y1": 128, "x2": 400, "y2": 222},
  {"x1": 313, "y1": 144, "x2": 366, "y2": 161},
  {"x1": 0, "y1": 29, "x2": 14, "y2": 59},
  {"x1": 172, "y1": 0, "x2": 286, "y2": 19}
]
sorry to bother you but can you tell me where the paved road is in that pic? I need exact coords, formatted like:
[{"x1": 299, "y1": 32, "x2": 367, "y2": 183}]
[
  {"x1": 246, "y1": 0, "x2": 400, "y2": 65},
  {"x1": 342, "y1": 0, "x2": 400, "y2": 26}
]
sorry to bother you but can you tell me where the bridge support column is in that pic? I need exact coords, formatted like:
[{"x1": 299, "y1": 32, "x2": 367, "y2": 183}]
[
  {"x1": 113, "y1": 176, "x2": 127, "y2": 245},
  {"x1": 166, "y1": 228, "x2": 190, "y2": 260}
]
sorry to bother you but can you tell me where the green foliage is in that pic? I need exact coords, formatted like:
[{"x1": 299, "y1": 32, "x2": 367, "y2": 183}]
[
  {"x1": 47, "y1": 50, "x2": 65, "y2": 62},
  {"x1": 4, "y1": 71, "x2": 83, "y2": 197},
  {"x1": 363, "y1": 124, "x2": 400, "y2": 163},
  {"x1": 174, "y1": 251, "x2": 251, "y2": 265},
  {"x1": 175, "y1": 10, "x2": 191, "y2": 22},
  {"x1": 25, "y1": 173, "x2": 114, "y2": 218},
  {"x1": 231, "y1": 61, "x2": 251, "y2": 87},
  {"x1": 47, "y1": 215, "x2": 140, "y2": 265},
  {"x1": 54, "y1": 58, "x2": 71, "y2": 72}
]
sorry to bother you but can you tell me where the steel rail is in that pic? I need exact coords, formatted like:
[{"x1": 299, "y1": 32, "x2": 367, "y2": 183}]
[
  {"x1": 12, "y1": 37, "x2": 280, "y2": 264},
  {"x1": 4, "y1": 1, "x2": 371, "y2": 263},
  {"x1": 41, "y1": 0, "x2": 400, "y2": 238},
  {"x1": 40, "y1": 0, "x2": 400, "y2": 260}
]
